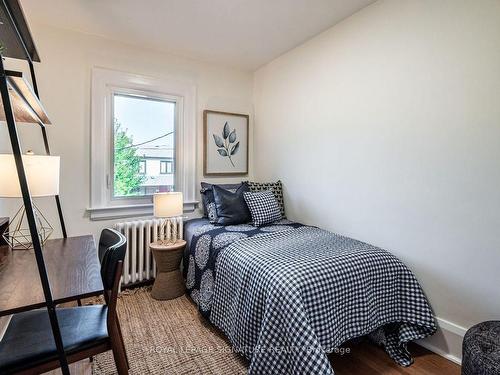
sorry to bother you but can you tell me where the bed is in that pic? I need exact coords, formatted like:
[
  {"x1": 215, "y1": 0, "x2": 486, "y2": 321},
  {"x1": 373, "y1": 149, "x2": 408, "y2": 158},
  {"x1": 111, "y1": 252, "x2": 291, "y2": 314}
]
[{"x1": 183, "y1": 218, "x2": 436, "y2": 375}]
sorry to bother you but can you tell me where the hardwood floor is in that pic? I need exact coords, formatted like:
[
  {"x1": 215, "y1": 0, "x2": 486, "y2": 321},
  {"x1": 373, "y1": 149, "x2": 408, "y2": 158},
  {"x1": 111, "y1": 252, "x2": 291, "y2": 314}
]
[
  {"x1": 42, "y1": 342, "x2": 460, "y2": 375},
  {"x1": 332, "y1": 341, "x2": 461, "y2": 375}
]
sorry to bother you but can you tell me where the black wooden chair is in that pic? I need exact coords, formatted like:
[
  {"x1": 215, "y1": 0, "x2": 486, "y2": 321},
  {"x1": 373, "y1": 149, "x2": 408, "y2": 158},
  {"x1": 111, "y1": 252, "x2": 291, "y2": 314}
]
[{"x1": 0, "y1": 228, "x2": 129, "y2": 374}]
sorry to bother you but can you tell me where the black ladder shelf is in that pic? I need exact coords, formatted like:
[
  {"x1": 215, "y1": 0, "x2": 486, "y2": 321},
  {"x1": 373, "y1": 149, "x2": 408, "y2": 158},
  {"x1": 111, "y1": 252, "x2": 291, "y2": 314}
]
[{"x1": 1, "y1": 0, "x2": 69, "y2": 373}]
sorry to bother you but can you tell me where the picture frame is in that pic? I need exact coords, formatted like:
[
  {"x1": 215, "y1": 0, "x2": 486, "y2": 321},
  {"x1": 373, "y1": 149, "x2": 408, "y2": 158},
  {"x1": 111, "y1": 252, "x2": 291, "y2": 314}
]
[{"x1": 203, "y1": 110, "x2": 249, "y2": 176}]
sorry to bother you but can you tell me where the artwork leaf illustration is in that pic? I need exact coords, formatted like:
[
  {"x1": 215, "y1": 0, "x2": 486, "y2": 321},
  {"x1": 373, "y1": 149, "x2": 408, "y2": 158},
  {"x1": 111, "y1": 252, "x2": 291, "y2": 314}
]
[
  {"x1": 213, "y1": 134, "x2": 224, "y2": 148},
  {"x1": 228, "y1": 129, "x2": 237, "y2": 143},
  {"x1": 223, "y1": 122, "x2": 230, "y2": 139},
  {"x1": 231, "y1": 142, "x2": 240, "y2": 156},
  {"x1": 213, "y1": 122, "x2": 238, "y2": 167}
]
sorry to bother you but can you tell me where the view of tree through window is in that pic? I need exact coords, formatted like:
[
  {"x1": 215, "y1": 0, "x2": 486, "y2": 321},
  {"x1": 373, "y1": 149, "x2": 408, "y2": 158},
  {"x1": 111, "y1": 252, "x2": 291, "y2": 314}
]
[{"x1": 113, "y1": 93, "x2": 175, "y2": 197}]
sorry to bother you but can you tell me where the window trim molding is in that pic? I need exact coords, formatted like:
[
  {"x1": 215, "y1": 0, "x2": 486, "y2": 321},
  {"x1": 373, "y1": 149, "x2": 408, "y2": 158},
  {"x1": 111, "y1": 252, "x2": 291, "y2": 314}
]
[{"x1": 88, "y1": 67, "x2": 198, "y2": 220}]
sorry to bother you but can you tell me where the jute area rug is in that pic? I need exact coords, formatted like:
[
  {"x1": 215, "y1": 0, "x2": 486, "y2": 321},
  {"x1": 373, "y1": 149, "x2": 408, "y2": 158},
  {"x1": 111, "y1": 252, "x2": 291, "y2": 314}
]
[{"x1": 91, "y1": 287, "x2": 247, "y2": 374}]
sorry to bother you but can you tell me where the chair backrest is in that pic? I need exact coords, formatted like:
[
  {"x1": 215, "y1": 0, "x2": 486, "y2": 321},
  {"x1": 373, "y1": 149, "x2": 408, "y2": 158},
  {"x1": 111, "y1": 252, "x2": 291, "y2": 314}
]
[{"x1": 98, "y1": 228, "x2": 127, "y2": 291}]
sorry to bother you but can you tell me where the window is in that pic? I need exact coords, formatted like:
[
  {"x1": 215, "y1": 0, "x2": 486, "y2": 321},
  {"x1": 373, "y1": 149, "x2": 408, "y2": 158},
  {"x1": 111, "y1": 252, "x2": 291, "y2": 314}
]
[
  {"x1": 113, "y1": 93, "x2": 175, "y2": 197},
  {"x1": 139, "y1": 160, "x2": 146, "y2": 175},
  {"x1": 89, "y1": 68, "x2": 197, "y2": 220},
  {"x1": 160, "y1": 160, "x2": 173, "y2": 174}
]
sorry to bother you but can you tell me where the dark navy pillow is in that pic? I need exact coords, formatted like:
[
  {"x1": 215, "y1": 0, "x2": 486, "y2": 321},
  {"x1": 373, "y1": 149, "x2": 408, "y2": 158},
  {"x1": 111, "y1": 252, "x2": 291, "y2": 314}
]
[
  {"x1": 212, "y1": 183, "x2": 251, "y2": 225},
  {"x1": 200, "y1": 182, "x2": 243, "y2": 221}
]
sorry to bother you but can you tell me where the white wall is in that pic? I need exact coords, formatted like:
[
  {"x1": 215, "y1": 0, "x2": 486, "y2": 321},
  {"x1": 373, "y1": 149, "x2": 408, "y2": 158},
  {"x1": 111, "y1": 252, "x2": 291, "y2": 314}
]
[
  {"x1": 0, "y1": 24, "x2": 254, "y2": 239},
  {"x1": 254, "y1": 0, "x2": 500, "y2": 363}
]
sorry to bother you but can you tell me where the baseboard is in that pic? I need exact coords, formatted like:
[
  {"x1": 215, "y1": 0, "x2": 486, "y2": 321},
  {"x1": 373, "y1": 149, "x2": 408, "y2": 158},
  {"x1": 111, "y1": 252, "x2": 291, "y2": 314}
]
[
  {"x1": 418, "y1": 340, "x2": 462, "y2": 365},
  {"x1": 417, "y1": 316, "x2": 467, "y2": 366},
  {"x1": 436, "y1": 317, "x2": 468, "y2": 337}
]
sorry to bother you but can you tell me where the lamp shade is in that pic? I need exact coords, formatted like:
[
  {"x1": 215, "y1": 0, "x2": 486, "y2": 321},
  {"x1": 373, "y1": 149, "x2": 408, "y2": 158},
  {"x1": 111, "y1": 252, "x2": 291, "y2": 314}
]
[
  {"x1": 153, "y1": 192, "x2": 183, "y2": 218},
  {"x1": 0, "y1": 154, "x2": 60, "y2": 197}
]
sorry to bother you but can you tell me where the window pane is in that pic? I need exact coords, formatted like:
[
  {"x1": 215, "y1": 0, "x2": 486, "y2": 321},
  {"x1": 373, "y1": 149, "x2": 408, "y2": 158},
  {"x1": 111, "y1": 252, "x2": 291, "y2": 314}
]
[
  {"x1": 113, "y1": 94, "x2": 175, "y2": 197},
  {"x1": 139, "y1": 160, "x2": 146, "y2": 174},
  {"x1": 160, "y1": 160, "x2": 167, "y2": 174}
]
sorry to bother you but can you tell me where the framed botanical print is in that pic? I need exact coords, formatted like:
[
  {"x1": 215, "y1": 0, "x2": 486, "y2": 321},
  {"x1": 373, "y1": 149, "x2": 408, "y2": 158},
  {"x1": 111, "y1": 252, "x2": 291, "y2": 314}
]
[{"x1": 203, "y1": 110, "x2": 249, "y2": 176}]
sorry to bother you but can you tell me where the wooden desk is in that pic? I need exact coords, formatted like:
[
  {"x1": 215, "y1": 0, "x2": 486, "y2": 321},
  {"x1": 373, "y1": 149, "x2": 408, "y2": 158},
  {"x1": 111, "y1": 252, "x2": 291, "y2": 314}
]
[{"x1": 0, "y1": 235, "x2": 103, "y2": 316}]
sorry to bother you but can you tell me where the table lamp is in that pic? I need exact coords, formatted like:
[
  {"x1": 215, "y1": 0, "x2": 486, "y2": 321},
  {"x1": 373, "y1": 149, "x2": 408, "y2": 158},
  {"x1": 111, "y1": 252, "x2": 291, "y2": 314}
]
[
  {"x1": 153, "y1": 192, "x2": 183, "y2": 245},
  {"x1": 0, "y1": 153, "x2": 60, "y2": 250}
]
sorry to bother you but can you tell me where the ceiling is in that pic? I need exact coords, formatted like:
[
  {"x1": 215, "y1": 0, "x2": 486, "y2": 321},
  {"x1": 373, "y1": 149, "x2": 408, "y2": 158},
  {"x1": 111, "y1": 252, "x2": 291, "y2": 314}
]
[{"x1": 20, "y1": 0, "x2": 375, "y2": 71}]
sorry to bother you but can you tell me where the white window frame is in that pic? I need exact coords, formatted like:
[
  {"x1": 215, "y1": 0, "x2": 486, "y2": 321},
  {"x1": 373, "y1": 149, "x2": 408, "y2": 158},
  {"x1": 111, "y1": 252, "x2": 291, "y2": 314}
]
[{"x1": 88, "y1": 67, "x2": 197, "y2": 220}]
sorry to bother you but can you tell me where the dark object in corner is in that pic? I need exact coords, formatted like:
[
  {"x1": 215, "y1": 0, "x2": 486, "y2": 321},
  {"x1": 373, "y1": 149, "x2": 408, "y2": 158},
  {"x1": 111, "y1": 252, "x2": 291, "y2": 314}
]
[
  {"x1": 0, "y1": 217, "x2": 8, "y2": 246},
  {"x1": 212, "y1": 183, "x2": 251, "y2": 225},
  {"x1": 462, "y1": 321, "x2": 500, "y2": 375}
]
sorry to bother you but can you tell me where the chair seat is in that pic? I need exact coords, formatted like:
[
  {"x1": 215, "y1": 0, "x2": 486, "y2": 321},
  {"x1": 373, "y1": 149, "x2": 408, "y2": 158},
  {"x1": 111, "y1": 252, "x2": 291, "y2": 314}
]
[{"x1": 0, "y1": 305, "x2": 109, "y2": 374}]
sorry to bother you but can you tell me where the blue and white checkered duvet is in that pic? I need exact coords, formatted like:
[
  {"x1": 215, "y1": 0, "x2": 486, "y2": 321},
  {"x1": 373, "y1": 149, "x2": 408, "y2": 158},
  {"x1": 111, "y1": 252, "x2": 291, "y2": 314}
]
[{"x1": 185, "y1": 222, "x2": 436, "y2": 374}]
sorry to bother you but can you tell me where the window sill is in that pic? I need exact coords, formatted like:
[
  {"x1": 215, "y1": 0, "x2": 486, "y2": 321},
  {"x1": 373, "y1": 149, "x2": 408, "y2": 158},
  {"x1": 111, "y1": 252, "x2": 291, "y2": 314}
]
[{"x1": 86, "y1": 201, "x2": 199, "y2": 221}]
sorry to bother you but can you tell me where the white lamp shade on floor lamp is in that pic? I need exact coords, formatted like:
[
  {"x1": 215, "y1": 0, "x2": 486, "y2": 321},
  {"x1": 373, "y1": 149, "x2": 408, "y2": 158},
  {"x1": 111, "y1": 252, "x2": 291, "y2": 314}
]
[
  {"x1": 153, "y1": 192, "x2": 183, "y2": 218},
  {"x1": 0, "y1": 154, "x2": 60, "y2": 198}
]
